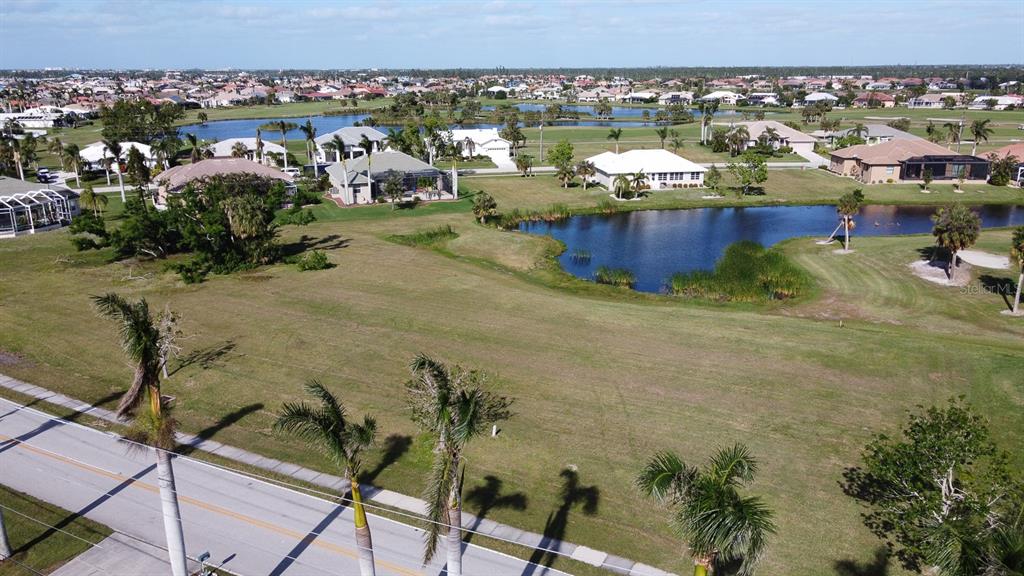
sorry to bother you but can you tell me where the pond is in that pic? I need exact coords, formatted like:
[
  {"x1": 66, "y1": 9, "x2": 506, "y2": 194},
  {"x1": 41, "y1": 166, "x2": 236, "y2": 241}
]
[
  {"x1": 520, "y1": 204, "x2": 1024, "y2": 293},
  {"x1": 180, "y1": 114, "x2": 667, "y2": 141},
  {"x1": 181, "y1": 114, "x2": 371, "y2": 141}
]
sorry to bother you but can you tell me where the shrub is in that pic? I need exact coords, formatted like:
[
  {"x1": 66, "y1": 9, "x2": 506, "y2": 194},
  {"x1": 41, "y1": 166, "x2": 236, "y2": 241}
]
[
  {"x1": 386, "y1": 224, "x2": 458, "y2": 246},
  {"x1": 669, "y1": 241, "x2": 809, "y2": 301},
  {"x1": 595, "y1": 266, "x2": 636, "y2": 288},
  {"x1": 777, "y1": 145, "x2": 793, "y2": 154},
  {"x1": 596, "y1": 198, "x2": 619, "y2": 215},
  {"x1": 296, "y1": 250, "x2": 333, "y2": 271}
]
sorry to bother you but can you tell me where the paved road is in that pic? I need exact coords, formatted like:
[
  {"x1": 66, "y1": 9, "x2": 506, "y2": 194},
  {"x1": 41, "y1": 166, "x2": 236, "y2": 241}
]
[{"x1": 0, "y1": 398, "x2": 568, "y2": 576}]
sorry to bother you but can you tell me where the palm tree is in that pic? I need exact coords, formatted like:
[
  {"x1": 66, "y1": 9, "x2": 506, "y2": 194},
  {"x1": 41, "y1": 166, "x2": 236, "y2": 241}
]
[
  {"x1": 405, "y1": 354, "x2": 513, "y2": 576},
  {"x1": 850, "y1": 123, "x2": 868, "y2": 140},
  {"x1": 612, "y1": 174, "x2": 631, "y2": 199},
  {"x1": 92, "y1": 293, "x2": 188, "y2": 576},
  {"x1": 79, "y1": 184, "x2": 108, "y2": 216},
  {"x1": 231, "y1": 141, "x2": 249, "y2": 158},
  {"x1": 607, "y1": 128, "x2": 623, "y2": 154},
  {"x1": 514, "y1": 153, "x2": 533, "y2": 177},
  {"x1": 727, "y1": 126, "x2": 750, "y2": 156},
  {"x1": 197, "y1": 111, "x2": 208, "y2": 125},
  {"x1": 637, "y1": 444, "x2": 776, "y2": 576},
  {"x1": 62, "y1": 143, "x2": 82, "y2": 186},
  {"x1": 472, "y1": 191, "x2": 498, "y2": 224},
  {"x1": 655, "y1": 127, "x2": 669, "y2": 149},
  {"x1": 102, "y1": 139, "x2": 126, "y2": 202},
  {"x1": 575, "y1": 160, "x2": 595, "y2": 190},
  {"x1": 556, "y1": 164, "x2": 575, "y2": 188},
  {"x1": 300, "y1": 119, "x2": 319, "y2": 177},
  {"x1": 630, "y1": 171, "x2": 648, "y2": 196},
  {"x1": 699, "y1": 100, "x2": 719, "y2": 145},
  {"x1": 944, "y1": 121, "x2": 961, "y2": 146},
  {"x1": 970, "y1": 119, "x2": 993, "y2": 156},
  {"x1": 255, "y1": 128, "x2": 265, "y2": 164},
  {"x1": 1010, "y1": 226, "x2": 1024, "y2": 315},
  {"x1": 931, "y1": 203, "x2": 982, "y2": 282},
  {"x1": 8, "y1": 138, "x2": 25, "y2": 180},
  {"x1": 47, "y1": 137, "x2": 65, "y2": 171},
  {"x1": 269, "y1": 121, "x2": 299, "y2": 170},
  {"x1": 186, "y1": 133, "x2": 202, "y2": 164},
  {"x1": 836, "y1": 190, "x2": 863, "y2": 252},
  {"x1": 275, "y1": 381, "x2": 378, "y2": 576},
  {"x1": 330, "y1": 134, "x2": 347, "y2": 162}
]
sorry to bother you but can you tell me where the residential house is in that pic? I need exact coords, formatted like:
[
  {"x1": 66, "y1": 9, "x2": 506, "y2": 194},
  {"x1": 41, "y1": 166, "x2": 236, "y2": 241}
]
[
  {"x1": 746, "y1": 92, "x2": 781, "y2": 106},
  {"x1": 829, "y1": 138, "x2": 987, "y2": 183},
  {"x1": 585, "y1": 149, "x2": 706, "y2": 190},
  {"x1": 852, "y1": 92, "x2": 896, "y2": 108},
  {"x1": 813, "y1": 124, "x2": 921, "y2": 147},
  {"x1": 907, "y1": 93, "x2": 951, "y2": 109},
  {"x1": 657, "y1": 91, "x2": 693, "y2": 105},
  {"x1": 210, "y1": 138, "x2": 288, "y2": 166},
  {"x1": 986, "y1": 143, "x2": 1024, "y2": 184},
  {"x1": 154, "y1": 158, "x2": 294, "y2": 208},
  {"x1": 700, "y1": 91, "x2": 745, "y2": 105},
  {"x1": 80, "y1": 141, "x2": 155, "y2": 172},
  {"x1": 324, "y1": 150, "x2": 456, "y2": 205},
  {"x1": 968, "y1": 95, "x2": 1024, "y2": 110},
  {"x1": 314, "y1": 126, "x2": 388, "y2": 163},
  {"x1": 802, "y1": 92, "x2": 839, "y2": 106},
  {"x1": 724, "y1": 121, "x2": 818, "y2": 156},
  {"x1": 450, "y1": 128, "x2": 512, "y2": 165},
  {"x1": 0, "y1": 176, "x2": 80, "y2": 238}
]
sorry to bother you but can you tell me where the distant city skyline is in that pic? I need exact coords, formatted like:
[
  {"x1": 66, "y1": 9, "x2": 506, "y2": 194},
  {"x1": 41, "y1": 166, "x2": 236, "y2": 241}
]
[{"x1": 1, "y1": 0, "x2": 1022, "y2": 70}]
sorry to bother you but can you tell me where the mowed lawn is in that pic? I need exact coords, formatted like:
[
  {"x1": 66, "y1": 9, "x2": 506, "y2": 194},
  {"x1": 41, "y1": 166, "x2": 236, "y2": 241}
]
[
  {"x1": 464, "y1": 168, "x2": 1024, "y2": 211},
  {"x1": 0, "y1": 196, "x2": 1022, "y2": 575},
  {"x1": 0, "y1": 486, "x2": 111, "y2": 576}
]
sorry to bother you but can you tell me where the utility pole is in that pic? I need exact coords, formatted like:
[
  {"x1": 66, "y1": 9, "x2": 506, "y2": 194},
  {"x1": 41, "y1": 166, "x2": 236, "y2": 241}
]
[{"x1": 538, "y1": 123, "x2": 544, "y2": 163}]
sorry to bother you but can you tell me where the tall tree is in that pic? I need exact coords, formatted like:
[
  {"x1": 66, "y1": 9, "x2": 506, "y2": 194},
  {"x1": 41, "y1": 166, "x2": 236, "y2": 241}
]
[
  {"x1": 575, "y1": 160, "x2": 595, "y2": 190},
  {"x1": 637, "y1": 444, "x2": 776, "y2": 576},
  {"x1": 405, "y1": 354, "x2": 512, "y2": 576},
  {"x1": 931, "y1": 204, "x2": 982, "y2": 282},
  {"x1": 102, "y1": 139, "x2": 127, "y2": 202},
  {"x1": 62, "y1": 142, "x2": 82, "y2": 186},
  {"x1": 727, "y1": 126, "x2": 751, "y2": 156},
  {"x1": 79, "y1": 183, "x2": 108, "y2": 216},
  {"x1": 264, "y1": 121, "x2": 299, "y2": 170},
  {"x1": 330, "y1": 134, "x2": 347, "y2": 163},
  {"x1": 655, "y1": 126, "x2": 669, "y2": 149},
  {"x1": 47, "y1": 136, "x2": 65, "y2": 171},
  {"x1": 612, "y1": 174, "x2": 631, "y2": 199},
  {"x1": 1010, "y1": 226, "x2": 1024, "y2": 315},
  {"x1": 472, "y1": 191, "x2": 498, "y2": 224},
  {"x1": 275, "y1": 381, "x2": 378, "y2": 576},
  {"x1": 969, "y1": 119, "x2": 993, "y2": 156},
  {"x1": 93, "y1": 294, "x2": 188, "y2": 576},
  {"x1": 300, "y1": 119, "x2": 319, "y2": 177},
  {"x1": 836, "y1": 189, "x2": 863, "y2": 252},
  {"x1": 607, "y1": 128, "x2": 623, "y2": 154},
  {"x1": 186, "y1": 134, "x2": 202, "y2": 164},
  {"x1": 231, "y1": 141, "x2": 249, "y2": 158},
  {"x1": 842, "y1": 399, "x2": 1018, "y2": 574}
]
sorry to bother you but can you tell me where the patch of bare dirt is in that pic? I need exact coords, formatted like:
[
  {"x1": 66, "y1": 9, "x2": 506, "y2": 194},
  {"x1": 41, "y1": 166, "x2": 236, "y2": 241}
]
[
  {"x1": 909, "y1": 260, "x2": 971, "y2": 287},
  {"x1": 0, "y1": 349, "x2": 32, "y2": 367}
]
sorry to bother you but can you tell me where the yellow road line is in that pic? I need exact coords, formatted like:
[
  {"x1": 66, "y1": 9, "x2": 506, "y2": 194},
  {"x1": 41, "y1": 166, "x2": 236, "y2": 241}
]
[{"x1": 0, "y1": 434, "x2": 422, "y2": 576}]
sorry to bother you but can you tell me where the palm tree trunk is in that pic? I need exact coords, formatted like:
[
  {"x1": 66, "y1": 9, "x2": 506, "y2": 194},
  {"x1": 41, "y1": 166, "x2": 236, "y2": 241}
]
[
  {"x1": 16, "y1": 160, "x2": 24, "y2": 180},
  {"x1": 105, "y1": 165, "x2": 111, "y2": 185},
  {"x1": 446, "y1": 487, "x2": 463, "y2": 576},
  {"x1": 350, "y1": 481, "x2": 376, "y2": 576},
  {"x1": 155, "y1": 448, "x2": 188, "y2": 576},
  {"x1": 693, "y1": 562, "x2": 709, "y2": 576},
  {"x1": 949, "y1": 250, "x2": 957, "y2": 282},
  {"x1": 1013, "y1": 271, "x2": 1023, "y2": 314},
  {"x1": 844, "y1": 218, "x2": 850, "y2": 251},
  {"x1": 0, "y1": 508, "x2": 12, "y2": 559},
  {"x1": 117, "y1": 171, "x2": 126, "y2": 202}
]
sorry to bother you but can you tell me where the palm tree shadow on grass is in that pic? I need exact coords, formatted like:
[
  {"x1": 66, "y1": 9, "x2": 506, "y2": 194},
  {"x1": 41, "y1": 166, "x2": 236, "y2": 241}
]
[
  {"x1": 169, "y1": 340, "x2": 236, "y2": 376},
  {"x1": 980, "y1": 274, "x2": 1017, "y2": 310},
  {"x1": 463, "y1": 475, "x2": 528, "y2": 545},
  {"x1": 521, "y1": 468, "x2": 599, "y2": 576},
  {"x1": 356, "y1": 434, "x2": 412, "y2": 486},
  {"x1": 834, "y1": 547, "x2": 892, "y2": 576},
  {"x1": 280, "y1": 234, "x2": 351, "y2": 258},
  {"x1": 177, "y1": 403, "x2": 264, "y2": 456}
]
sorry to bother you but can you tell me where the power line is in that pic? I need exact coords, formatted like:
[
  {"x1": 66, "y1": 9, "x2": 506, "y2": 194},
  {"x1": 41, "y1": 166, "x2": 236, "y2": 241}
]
[{"x1": 0, "y1": 503, "x2": 114, "y2": 576}]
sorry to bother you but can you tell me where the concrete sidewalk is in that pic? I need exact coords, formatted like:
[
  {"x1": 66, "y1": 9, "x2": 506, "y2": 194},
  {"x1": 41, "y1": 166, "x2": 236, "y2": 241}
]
[
  {"x1": 51, "y1": 532, "x2": 200, "y2": 576},
  {"x1": 0, "y1": 373, "x2": 673, "y2": 576}
]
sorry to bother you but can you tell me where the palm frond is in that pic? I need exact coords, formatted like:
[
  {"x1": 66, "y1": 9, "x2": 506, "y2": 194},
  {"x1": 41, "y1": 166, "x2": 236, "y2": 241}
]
[
  {"x1": 303, "y1": 379, "x2": 345, "y2": 425},
  {"x1": 709, "y1": 443, "x2": 757, "y2": 487},
  {"x1": 637, "y1": 451, "x2": 694, "y2": 502}
]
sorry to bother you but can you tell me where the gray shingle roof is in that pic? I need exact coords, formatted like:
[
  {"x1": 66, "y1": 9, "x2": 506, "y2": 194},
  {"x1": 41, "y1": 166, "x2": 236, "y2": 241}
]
[
  {"x1": 314, "y1": 126, "x2": 388, "y2": 147},
  {"x1": 325, "y1": 150, "x2": 439, "y2": 185}
]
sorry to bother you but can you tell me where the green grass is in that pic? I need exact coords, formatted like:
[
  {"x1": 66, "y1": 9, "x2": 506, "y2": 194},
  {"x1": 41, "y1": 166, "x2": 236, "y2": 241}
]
[
  {"x1": 0, "y1": 486, "x2": 112, "y2": 576},
  {"x1": 670, "y1": 241, "x2": 810, "y2": 301},
  {"x1": 464, "y1": 169, "x2": 1024, "y2": 213},
  {"x1": 1, "y1": 196, "x2": 1022, "y2": 575},
  {"x1": 385, "y1": 224, "x2": 459, "y2": 246}
]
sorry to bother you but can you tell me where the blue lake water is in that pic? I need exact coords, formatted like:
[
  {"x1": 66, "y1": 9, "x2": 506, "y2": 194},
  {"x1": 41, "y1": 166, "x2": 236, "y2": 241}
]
[
  {"x1": 182, "y1": 114, "x2": 677, "y2": 140},
  {"x1": 521, "y1": 204, "x2": 1024, "y2": 293}
]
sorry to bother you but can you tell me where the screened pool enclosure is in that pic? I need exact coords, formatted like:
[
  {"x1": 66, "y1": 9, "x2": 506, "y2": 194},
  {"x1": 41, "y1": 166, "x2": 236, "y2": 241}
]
[{"x1": 0, "y1": 189, "x2": 80, "y2": 238}]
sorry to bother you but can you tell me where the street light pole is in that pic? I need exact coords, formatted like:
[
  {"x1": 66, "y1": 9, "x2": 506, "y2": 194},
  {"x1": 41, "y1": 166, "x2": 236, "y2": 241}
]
[{"x1": 538, "y1": 123, "x2": 544, "y2": 163}]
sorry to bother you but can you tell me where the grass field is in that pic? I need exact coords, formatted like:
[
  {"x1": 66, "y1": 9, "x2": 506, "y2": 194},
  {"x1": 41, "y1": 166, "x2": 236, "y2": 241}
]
[
  {"x1": 1, "y1": 177, "x2": 1022, "y2": 575},
  {"x1": 463, "y1": 168, "x2": 1024, "y2": 212},
  {"x1": 0, "y1": 486, "x2": 111, "y2": 576}
]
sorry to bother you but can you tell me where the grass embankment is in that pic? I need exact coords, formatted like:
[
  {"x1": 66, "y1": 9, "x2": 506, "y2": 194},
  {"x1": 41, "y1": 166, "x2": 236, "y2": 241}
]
[
  {"x1": 0, "y1": 486, "x2": 112, "y2": 576},
  {"x1": 463, "y1": 168, "x2": 1024, "y2": 213},
  {"x1": 1, "y1": 192, "x2": 1022, "y2": 575}
]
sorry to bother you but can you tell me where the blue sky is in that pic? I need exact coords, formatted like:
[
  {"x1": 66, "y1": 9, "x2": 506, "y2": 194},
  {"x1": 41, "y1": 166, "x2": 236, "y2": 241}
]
[{"x1": 1, "y1": 0, "x2": 1021, "y2": 70}]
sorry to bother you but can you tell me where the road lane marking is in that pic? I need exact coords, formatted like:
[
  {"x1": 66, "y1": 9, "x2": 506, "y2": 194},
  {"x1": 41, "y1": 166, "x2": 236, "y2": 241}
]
[{"x1": 0, "y1": 434, "x2": 422, "y2": 576}]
